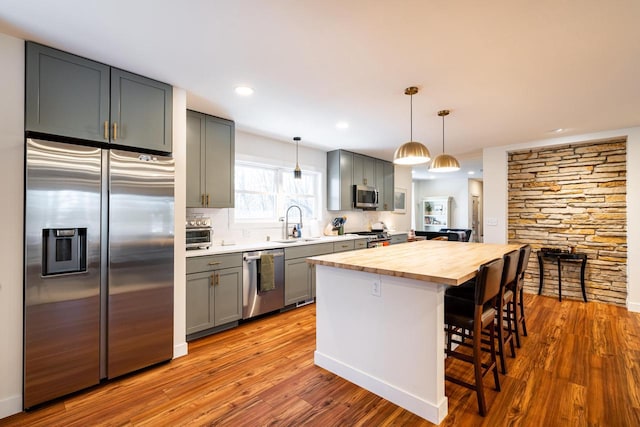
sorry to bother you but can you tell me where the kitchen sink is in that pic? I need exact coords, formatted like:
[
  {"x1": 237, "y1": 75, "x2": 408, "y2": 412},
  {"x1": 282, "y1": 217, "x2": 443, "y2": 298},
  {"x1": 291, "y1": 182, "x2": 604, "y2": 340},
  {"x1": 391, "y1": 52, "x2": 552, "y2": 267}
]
[{"x1": 274, "y1": 238, "x2": 318, "y2": 244}]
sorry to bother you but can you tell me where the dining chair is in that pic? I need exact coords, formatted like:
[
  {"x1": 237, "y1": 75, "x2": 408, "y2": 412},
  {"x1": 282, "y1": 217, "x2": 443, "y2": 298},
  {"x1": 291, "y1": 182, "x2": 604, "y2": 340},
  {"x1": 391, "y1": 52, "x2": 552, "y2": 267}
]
[{"x1": 444, "y1": 257, "x2": 504, "y2": 416}]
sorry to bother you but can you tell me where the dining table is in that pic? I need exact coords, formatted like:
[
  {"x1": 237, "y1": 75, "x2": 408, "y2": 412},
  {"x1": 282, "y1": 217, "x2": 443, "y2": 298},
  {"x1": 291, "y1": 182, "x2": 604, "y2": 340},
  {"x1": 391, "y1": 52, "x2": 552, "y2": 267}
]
[{"x1": 307, "y1": 239, "x2": 522, "y2": 424}]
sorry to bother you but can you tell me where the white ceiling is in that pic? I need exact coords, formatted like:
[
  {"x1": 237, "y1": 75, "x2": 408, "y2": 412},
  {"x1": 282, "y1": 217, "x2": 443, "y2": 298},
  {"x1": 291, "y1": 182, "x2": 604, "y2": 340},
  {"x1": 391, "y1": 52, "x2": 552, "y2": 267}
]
[{"x1": 2, "y1": 1, "x2": 640, "y2": 180}]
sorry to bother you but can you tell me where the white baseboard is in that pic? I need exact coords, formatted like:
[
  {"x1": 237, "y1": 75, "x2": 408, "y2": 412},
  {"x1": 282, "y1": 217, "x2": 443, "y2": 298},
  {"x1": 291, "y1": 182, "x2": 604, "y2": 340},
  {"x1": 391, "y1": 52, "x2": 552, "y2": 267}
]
[
  {"x1": 627, "y1": 300, "x2": 640, "y2": 313},
  {"x1": 314, "y1": 351, "x2": 448, "y2": 424},
  {"x1": 0, "y1": 394, "x2": 22, "y2": 420},
  {"x1": 174, "y1": 342, "x2": 188, "y2": 358}
]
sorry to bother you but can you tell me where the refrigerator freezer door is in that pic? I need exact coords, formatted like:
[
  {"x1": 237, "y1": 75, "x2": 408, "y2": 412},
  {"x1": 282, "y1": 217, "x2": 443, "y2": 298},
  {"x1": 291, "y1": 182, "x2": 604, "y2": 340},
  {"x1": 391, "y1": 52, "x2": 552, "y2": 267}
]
[
  {"x1": 24, "y1": 139, "x2": 102, "y2": 408},
  {"x1": 107, "y1": 150, "x2": 175, "y2": 378}
]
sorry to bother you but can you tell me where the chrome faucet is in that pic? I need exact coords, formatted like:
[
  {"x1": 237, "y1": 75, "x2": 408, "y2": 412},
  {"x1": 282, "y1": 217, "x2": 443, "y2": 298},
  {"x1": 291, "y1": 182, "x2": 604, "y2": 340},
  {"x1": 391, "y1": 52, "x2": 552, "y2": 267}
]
[{"x1": 285, "y1": 205, "x2": 303, "y2": 239}]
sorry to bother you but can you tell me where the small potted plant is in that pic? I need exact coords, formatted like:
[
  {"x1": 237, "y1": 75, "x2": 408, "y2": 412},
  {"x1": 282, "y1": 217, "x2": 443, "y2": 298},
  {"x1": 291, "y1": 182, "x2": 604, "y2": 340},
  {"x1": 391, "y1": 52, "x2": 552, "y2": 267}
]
[{"x1": 425, "y1": 202, "x2": 433, "y2": 215}]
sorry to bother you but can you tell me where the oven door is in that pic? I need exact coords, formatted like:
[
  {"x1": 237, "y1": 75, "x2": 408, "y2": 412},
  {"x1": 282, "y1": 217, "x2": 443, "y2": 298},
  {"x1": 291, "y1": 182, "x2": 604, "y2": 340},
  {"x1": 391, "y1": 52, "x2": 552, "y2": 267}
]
[{"x1": 186, "y1": 227, "x2": 212, "y2": 249}]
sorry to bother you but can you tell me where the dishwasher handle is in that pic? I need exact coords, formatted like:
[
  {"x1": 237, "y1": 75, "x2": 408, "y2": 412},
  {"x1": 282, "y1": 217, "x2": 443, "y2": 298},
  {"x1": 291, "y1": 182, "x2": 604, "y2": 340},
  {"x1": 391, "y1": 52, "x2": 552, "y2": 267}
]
[{"x1": 243, "y1": 252, "x2": 284, "y2": 262}]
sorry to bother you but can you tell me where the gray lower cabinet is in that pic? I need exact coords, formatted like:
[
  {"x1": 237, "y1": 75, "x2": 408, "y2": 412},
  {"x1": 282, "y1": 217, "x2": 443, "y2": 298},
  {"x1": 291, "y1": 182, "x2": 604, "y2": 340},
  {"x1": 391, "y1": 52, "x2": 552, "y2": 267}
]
[
  {"x1": 186, "y1": 254, "x2": 242, "y2": 337},
  {"x1": 186, "y1": 110, "x2": 235, "y2": 208},
  {"x1": 354, "y1": 238, "x2": 368, "y2": 249},
  {"x1": 284, "y1": 243, "x2": 333, "y2": 305},
  {"x1": 26, "y1": 42, "x2": 172, "y2": 153},
  {"x1": 390, "y1": 233, "x2": 408, "y2": 245},
  {"x1": 333, "y1": 240, "x2": 355, "y2": 253}
]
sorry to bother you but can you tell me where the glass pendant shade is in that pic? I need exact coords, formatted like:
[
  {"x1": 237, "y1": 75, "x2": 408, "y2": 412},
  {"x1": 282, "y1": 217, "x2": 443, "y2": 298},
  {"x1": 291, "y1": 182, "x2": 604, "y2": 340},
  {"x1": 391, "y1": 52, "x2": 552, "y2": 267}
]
[
  {"x1": 430, "y1": 109, "x2": 460, "y2": 172},
  {"x1": 393, "y1": 86, "x2": 431, "y2": 165}
]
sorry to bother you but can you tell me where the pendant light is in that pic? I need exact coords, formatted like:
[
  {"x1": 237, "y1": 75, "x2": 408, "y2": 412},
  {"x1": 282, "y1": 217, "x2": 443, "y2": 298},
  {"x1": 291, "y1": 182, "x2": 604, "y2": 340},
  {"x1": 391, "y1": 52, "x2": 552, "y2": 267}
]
[
  {"x1": 430, "y1": 110, "x2": 460, "y2": 172},
  {"x1": 293, "y1": 136, "x2": 302, "y2": 179},
  {"x1": 393, "y1": 86, "x2": 431, "y2": 165}
]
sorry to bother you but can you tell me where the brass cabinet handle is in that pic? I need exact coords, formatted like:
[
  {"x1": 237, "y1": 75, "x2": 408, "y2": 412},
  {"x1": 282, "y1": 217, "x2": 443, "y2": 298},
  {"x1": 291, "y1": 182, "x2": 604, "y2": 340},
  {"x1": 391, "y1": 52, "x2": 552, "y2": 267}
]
[
  {"x1": 341, "y1": 244, "x2": 349, "y2": 248},
  {"x1": 214, "y1": 272, "x2": 220, "y2": 286},
  {"x1": 113, "y1": 122, "x2": 118, "y2": 140},
  {"x1": 208, "y1": 261, "x2": 221, "y2": 266},
  {"x1": 206, "y1": 194, "x2": 210, "y2": 207},
  {"x1": 210, "y1": 274, "x2": 215, "y2": 287},
  {"x1": 104, "y1": 121, "x2": 109, "y2": 140},
  {"x1": 201, "y1": 194, "x2": 205, "y2": 206}
]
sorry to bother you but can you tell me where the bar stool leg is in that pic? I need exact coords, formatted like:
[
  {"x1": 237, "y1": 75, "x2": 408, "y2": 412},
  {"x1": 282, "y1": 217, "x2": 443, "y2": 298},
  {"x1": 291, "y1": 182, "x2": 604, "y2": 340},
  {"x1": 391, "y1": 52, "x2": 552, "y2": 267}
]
[
  {"x1": 520, "y1": 287, "x2": 528, "y2": 336},
  {"x1": 557, "y1": 259, "x2": 562, "y2": 302},
  {"x1": 580, "y1": 257, "x2": 588, "y2": 302}
]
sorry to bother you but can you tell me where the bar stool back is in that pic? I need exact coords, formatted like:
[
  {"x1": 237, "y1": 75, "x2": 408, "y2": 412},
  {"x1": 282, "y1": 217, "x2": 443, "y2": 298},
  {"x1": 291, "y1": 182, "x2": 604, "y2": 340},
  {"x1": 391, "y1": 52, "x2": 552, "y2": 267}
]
[{"x1": 444, "y1": 257, "x2": 504, "y2": 416}]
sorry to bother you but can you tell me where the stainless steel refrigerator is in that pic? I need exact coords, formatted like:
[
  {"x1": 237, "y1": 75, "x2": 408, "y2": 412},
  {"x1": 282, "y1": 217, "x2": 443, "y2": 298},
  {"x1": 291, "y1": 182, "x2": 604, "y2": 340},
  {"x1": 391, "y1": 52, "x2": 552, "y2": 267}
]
[{"x1": 24, "y1": 138, "x2": 174, "y2": 408}]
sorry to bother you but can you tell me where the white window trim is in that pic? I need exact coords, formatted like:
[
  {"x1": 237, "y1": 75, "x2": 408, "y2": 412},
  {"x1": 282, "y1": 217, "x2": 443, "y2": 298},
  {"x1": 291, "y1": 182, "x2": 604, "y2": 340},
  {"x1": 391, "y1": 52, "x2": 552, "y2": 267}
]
[{"x1": 233, "y1": 160, "x2": 323, "y2": 227}]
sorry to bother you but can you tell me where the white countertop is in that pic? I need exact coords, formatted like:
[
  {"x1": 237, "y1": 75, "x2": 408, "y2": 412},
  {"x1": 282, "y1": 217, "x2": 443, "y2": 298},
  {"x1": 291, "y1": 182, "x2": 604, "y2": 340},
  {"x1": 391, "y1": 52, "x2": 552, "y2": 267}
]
[{"x1": 186, "y1": 234, "x2": 367, "y2": 257}]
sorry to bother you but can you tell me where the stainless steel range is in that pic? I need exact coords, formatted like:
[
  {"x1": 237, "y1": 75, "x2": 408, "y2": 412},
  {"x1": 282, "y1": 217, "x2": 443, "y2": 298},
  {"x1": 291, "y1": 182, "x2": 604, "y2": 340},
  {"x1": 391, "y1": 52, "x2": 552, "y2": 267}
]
[{"x1": 353, "y1": 231, "x2": 391, "y2": 247}]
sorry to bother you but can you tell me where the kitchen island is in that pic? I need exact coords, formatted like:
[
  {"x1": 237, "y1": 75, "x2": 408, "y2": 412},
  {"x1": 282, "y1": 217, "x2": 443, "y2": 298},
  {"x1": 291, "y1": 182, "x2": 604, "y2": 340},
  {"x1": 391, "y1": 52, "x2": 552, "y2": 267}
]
[{"x1": 307, "y1": 240, "x2": 521, "y2": 424}]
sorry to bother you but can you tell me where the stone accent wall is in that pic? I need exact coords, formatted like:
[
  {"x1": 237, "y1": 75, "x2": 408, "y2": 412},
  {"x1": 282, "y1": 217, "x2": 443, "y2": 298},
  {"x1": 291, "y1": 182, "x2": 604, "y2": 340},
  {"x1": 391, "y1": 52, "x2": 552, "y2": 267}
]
[{"x1": 508, "y1": 138, "x2": 627, "y2": 305}]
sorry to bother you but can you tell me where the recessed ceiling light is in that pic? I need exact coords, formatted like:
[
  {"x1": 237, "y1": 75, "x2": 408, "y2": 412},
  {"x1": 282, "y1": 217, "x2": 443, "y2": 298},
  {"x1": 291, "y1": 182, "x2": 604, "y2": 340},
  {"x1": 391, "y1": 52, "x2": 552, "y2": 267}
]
[
  {"x1": 551, "y1": 128, "x2": 565, "y2": 133},
  {"x1": 468, "y1": 171, "x2": 475, "y2": 175},
  {"x1": 234, "y1": 86, "x2": 254, "y2": 96},
  {"x1": 336, "y1": 121, "x2": 349, "y2": 129}
]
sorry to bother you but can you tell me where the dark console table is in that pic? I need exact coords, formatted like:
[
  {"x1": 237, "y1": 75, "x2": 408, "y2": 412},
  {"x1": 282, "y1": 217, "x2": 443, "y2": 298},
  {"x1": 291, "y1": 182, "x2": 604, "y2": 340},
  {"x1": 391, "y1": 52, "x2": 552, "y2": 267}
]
[{"x1": 537, "y1": 250, "x2": 587, "y2": 302}]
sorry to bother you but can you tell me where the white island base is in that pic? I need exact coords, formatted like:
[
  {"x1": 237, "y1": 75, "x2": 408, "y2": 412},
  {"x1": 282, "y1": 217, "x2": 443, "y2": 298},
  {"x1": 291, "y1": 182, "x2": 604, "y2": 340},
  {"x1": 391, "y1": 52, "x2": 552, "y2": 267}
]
[{"x1": 314, "y1": 264, "x2": 449, "y2": 424}]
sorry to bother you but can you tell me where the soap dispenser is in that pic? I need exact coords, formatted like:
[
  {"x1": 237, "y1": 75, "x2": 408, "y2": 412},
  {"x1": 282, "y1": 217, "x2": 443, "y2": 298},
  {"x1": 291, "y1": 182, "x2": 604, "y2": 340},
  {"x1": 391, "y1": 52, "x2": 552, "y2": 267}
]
[{"x1": 292, "y1": 225, "x2": 298, "y2": 238}]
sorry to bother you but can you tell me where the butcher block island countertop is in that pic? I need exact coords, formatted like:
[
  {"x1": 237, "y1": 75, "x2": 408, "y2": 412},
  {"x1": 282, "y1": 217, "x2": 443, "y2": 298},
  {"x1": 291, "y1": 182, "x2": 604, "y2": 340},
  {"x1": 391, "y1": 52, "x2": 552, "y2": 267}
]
[{"x1": 307, "y1": 240, "x2": 523, "y2": 286}]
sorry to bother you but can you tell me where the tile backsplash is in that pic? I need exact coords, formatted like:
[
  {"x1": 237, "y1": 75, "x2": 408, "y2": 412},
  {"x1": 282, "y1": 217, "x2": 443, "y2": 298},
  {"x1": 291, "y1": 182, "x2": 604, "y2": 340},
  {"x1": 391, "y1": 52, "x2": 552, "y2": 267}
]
[{"x1": 186, "y1": 207, "x2": 405, "y2": 245}]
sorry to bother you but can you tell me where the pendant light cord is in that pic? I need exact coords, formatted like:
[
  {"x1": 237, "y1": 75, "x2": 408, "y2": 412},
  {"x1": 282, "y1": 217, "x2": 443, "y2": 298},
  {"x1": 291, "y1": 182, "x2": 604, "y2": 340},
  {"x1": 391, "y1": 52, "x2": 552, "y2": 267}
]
[
  {"x1": 442, "y1": 113, "x2": 445, "y2": 153},
  {"x1": 410, "y1": 93, "x2": 413, "y2": 141}
]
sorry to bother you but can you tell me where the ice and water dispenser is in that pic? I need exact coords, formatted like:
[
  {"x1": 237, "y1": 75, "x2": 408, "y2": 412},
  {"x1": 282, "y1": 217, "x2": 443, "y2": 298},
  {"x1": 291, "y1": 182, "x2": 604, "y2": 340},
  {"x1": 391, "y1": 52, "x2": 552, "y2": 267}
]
[{"x1": 42, "y1": 228, "x2": 87, "y2": 276}]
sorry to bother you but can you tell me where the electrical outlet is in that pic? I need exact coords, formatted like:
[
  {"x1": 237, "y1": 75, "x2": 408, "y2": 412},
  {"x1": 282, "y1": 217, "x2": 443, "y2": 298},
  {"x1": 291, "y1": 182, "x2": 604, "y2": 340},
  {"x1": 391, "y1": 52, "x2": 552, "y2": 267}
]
[{"x1": 372, "y1": 280, "x2": 381, "y2": 297}]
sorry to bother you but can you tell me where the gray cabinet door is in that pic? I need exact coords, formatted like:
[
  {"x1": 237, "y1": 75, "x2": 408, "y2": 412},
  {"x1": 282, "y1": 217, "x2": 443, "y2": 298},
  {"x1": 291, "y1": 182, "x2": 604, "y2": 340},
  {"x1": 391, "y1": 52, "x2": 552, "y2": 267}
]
[
  {"x1": 213, "y1": 267, "x2": 242, "y2": 325},
  {"x1": 186, "y1": 111, "x2": 205, "y2": 207},
  {"x1": 111, "y1": 68, "x2": 173, "y2": 153},
  {"x1": 186, "y1": 272, "x2": 215, "y2": 335},
  {"x1": 327, "y1": 149, "x2": 354, "y2": 211},
  {"x1": 204, "y1": 116, "x2": 235, "y2": 208},
  {"x1": 375, "y1": 160, "x2": 386, "y2": 210},
  {"x1": 26, "y1": 42, "x2": 110, "y2": 142},
  {"x1": 353, "y1": 154, "x2": 375, "y2": 186},
  {"x1": 285, "y1": 258, "x2": 312, "y2": 305},
  {"x1": 383, "y1": 161, "x2": 395, "y2": 211}
]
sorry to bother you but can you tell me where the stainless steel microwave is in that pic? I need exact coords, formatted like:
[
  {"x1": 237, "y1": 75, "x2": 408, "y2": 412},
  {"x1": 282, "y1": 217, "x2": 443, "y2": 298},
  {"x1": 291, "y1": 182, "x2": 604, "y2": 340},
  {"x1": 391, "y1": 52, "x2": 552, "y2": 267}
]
[{"x1": 353, "y1": 185, "x2": 379, "y2": 209}]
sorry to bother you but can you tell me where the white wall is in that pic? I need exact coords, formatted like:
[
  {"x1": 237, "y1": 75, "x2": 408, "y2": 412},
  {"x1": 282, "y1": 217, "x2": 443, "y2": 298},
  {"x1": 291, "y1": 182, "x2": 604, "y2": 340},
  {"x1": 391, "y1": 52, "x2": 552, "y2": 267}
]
[
  {"x1": 0, "y1": 32, "x2": 25, "y2": 419},
  {"x1": 483, "y1": 127, "x2": 640, "y2": 311},
  {"x1": 413, "y1": 178, "x2": 470, "y2": 230},
  {"x1": 191, "y1": 131, "x2": 414, "y2": 244},
  {"x1": 172, "y1": 89, "x2": 188, "y2": 358}
]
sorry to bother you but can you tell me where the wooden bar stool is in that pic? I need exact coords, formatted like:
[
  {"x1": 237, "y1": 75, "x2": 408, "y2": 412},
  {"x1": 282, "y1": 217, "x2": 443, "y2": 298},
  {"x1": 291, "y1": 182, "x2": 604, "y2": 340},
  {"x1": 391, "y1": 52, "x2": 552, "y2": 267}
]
[
  {"x1": 446, "y1": 250, "x2": 518, "y2": 374},
  {"x1": 445, "y1": 257, "x2": 504, "y2": 416}
]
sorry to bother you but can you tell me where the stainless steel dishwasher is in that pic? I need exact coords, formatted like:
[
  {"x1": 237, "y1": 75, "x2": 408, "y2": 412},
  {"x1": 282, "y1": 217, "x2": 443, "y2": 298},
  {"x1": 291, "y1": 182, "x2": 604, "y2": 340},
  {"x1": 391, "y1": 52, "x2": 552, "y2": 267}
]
[{"x1": 242, "y1": 249, "x2": 285, "y2": 319}]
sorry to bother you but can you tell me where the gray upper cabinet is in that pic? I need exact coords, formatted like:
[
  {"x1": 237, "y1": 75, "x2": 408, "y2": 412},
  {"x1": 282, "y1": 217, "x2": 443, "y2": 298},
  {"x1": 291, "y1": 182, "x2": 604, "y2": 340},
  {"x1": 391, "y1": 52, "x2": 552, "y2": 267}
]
[
  {"x1": 353, "y1": 154, "x2": 375, "y2": 187},
  {"x1": 186, "y1": 110, "x2": 235, "y2": 208},
  {"x1": 377, "y1": 160, "x2": 395, "y2": 211},
  {"x1": 327, "y1": 149, "x2": 353, "y2": 211},
  {"x1": 110, "y1": 68, "x2": 172, "y2": 152},
  {"x1": 26, "y1": 42, "x2": 110, "y2": 142},
  {"x1": 327, "y1": 149, "x2": 394, "y2": 211},
  {"x1": 26, "y1": 42, "x2": 172, "y2": 153}
]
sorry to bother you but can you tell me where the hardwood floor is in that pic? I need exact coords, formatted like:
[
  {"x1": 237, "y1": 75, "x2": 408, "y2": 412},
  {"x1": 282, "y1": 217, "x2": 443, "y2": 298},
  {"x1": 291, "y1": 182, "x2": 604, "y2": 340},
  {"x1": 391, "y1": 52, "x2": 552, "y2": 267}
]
[{"x1": 3, "y1": 294, "x2": 640, "y2": 426}]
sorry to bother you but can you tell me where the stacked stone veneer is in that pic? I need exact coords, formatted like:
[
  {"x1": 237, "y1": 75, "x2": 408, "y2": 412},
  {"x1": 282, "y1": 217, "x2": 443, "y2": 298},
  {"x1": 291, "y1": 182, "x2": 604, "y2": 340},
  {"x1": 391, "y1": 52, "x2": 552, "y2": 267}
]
[{"x1": 508, "y1": 138, "x2": 627, "y2": 305}]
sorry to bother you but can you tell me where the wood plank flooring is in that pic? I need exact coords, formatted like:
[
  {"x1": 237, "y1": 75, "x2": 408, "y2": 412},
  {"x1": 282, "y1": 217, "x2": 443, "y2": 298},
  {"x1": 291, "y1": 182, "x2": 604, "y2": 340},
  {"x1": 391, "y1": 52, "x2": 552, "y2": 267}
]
[{"x1": 3, "y1": 294, "x2": 640, "y2": 426}]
